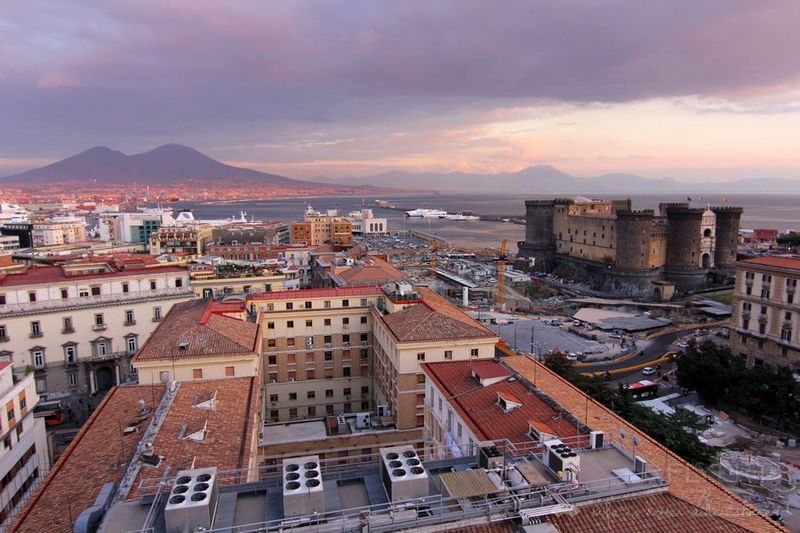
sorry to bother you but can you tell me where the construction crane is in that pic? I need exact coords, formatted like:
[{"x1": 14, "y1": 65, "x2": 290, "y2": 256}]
[{"x1": 495, "y1": 239, "x2": 508, "y2": 307}]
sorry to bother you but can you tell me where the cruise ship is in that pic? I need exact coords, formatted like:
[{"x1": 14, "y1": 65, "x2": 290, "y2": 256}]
[{"x1": 405, "y1": 208, "x2": 447, "y2": 218}]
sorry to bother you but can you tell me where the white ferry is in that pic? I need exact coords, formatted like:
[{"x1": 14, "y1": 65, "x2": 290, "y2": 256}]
[{"x1": 406, "y1": 208, "x2": 447, "y2": 218}]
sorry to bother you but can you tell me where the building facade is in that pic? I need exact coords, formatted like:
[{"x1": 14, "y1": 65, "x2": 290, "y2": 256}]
[
  {"x1": 98, "y1": 211, "x2": 174, "y2": 243},
  {"x1": 517, "y1": 197, "x2": 743, "y2": 297},
  {"x1": 0, "y1": 363, "x2": 48, "y2": 530},
  {"x1": 0, "y1": 262, "x2": 192, "y2": 396},
  {"x1": 291, "y1": 211, "x2": 353, "y2": 246},
  {"x1": 729, "y1": 255, "x2": 800, "y2": 370},
  {"x1": 148, "y1": 224, "x2": 213, "y2": 255},
  {"x1": 31, "y1": 219, "x2": 87, "y2": 248}
]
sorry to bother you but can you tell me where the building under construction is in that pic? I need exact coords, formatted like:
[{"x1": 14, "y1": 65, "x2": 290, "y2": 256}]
[{"x1": 517, "y1": 197, "x2": 743, "y2": 298}]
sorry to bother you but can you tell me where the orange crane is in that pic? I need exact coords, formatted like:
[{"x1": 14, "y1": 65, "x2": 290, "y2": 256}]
[{"x1": 496, "y1": 239, "x2": 508, "y2": 307}]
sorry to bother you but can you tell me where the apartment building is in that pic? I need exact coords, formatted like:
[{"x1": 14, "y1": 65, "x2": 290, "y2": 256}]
[
  {"x1": 730, "y1": 254, "x2": 800, "y2": 370},
  {"x1": 290, "y1": 210, "x2": 353, "y2": 246},
  {"x1": 132, "y1": 298, "x2": 261, "y2": 384},
  {"x1": 97, "y1": 210, "x2": 174, "y2": 243},
  {"x1": 371, "y1": 285, "x2": 499, "y2": 429},
  {"x1": 0, "y1": 259, "x2": 192, "y2": 396},
  {"x1": 147, "y1": 224, "x2": 213, "y2": 255},
  {"x1": 188, "y1": 264, "x2": 298, "y2": 298},
  {"x1": 204, "y1": 244, "x2": 315, "y2": 288},
  {"x1": 346, "y1": 208, "x2": 388, "y2": 235},
  {"x1": 31, "y1": 219, "x2": 86, "y2": 247},
  {"x1": 0, "y1": 363, "x2": 48, "y2": 531},
  {"x1": 251, "y1": 286, "x2": 381, "y2": 424},
  {"x1": 0, "y1": 237, "x2": 19, "y2": 255}
]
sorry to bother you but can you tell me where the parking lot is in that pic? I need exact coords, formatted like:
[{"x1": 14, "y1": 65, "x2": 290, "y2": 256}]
[{"x1": 490, "y1": 318, "x2": 607, "y2": 358}]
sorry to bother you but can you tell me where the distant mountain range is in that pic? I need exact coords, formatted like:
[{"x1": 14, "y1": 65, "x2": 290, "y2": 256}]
[
  {"x1": 3, "y1": 145, "x2": 798, "y2": 194},
  {"x1": 0, "y1": 144, "x2": 325, "y2": 189},
  {"x1": 311, "y1": 165, "x2": 800, "y2": 194}
]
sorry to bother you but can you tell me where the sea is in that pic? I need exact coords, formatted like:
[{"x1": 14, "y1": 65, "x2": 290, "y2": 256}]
[{"x1": 172, "y1": 193, "x2": 800, "y2": 250}]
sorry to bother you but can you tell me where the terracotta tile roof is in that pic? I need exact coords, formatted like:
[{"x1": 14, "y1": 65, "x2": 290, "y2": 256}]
[
  {"x1": 549, "y1": 492, "x2": 748, "y2": 532},
  {"x1": 133, "y1": 299, "x2": 259, "y2": 362},
  {"x1": 246, "y1": 285, "x2": 381, "y2": 301},
  {"x1": 442, "y1": 522, "x2": 518, "y2": 533},
  {"x1": 503, "y1": 354, "x2": 786, "y2": 533},
  {"x1": 417, "y1": 287, "x2": 496, "y2": 335},
  {"x1": 382, "y1": 303, "x2": 497, "y2": 343},
  {"x1": 11, "y1": 385, "x2": 167, "y2": 533},
  {"x1": 421, "y1": 359, "x2": 585, "y2": 443},
  {"x1": 129, "y1": 377, "x2": 257, "y2": 499},
  {"x1": 0, "y1": 263, "x2": 187, "y2": 287},
  {"x1": 330, "y1": 256, "x2": 405, "y2": 286},
  {"x1": 740, "y1": 254, "x2": 800, "y2": 271}
]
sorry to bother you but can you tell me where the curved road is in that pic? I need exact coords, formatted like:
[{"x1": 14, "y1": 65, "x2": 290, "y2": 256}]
[{"x1": 576, "y1": 329, "x2": 685, "y2": 374}]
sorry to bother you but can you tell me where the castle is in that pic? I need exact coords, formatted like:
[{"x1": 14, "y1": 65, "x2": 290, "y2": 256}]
[{"x1": 516, "y1": 197, "x2": 742, "y2": 298}]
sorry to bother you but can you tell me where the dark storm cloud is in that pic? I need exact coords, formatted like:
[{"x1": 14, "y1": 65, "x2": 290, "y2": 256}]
[{"x1": 1, "y1": 0, "x2": 798, "y2": 160}]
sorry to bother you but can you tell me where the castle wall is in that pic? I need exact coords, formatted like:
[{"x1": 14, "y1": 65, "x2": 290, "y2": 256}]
[
  {"x1": 614, "y1": 210, "x2": 654, "y2": 272},
  {"x1": 712, "y1": 207, "x2": 743, "y2": 269}
]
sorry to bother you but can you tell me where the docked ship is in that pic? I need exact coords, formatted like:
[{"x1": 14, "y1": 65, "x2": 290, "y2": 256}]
[{"x1": 405, "y1": 208, "x2": 447, "y2": 218}]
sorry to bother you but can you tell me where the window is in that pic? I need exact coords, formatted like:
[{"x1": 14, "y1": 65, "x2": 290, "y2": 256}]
[
  {"x1": 19, "y1": 395, "x2": 26, "y2": 411},
  {"x1": 325, "y1": 389, "x2": 333, "y2": 398},
  {"x1": 268, "y1": 355, "x2": 277, "y2": 365},
  {"x1": 306, "y1": 320, "x2": 313, "y2": 327},
  {"x1": 0, "y1": 294, "x2": 4, "y2": 305},
  {"x1": 64, "y1": 345, "x2": 77, "y2": 363},
  {"x1": 287, "y1": 320, "x2": 294, "y2": 328},
  {"x1": 225, "y1": 366, "x2": 235, "y2": 377},
  {"x1": 153, "y1": 307, "x2": 162, "y2": 321},
  {"x1": 417, "y1": 352, "x2": 425, "y2": 361},
  {"x1": 343, "y1": 367, "x2": 351, "y2": 377},
  {"x1": 95, "y1": 342, "x2": 108, "y2": 356},
  {"x1": 324, "y1": 318, "x2": 331, "y2": 326},
  {"x1": 91, "y1": 286, "x2": 101, "y2": 296},
  {"x1": 149, "y1": 280, "x2": 157, "y2": 290},
  {"x1": 324, "y1": 351, "x2": 333, "y2": 361},
  {"x1": 304, "y1": 301, "x2": 312, "y2": 309},
  {"x1": 122, "y1": 283, "x2": 129, "y2": 293},
  {"x1": 289, "y1": 392, "x2": 297, "y2": 401},
  {"x1": 79, "y1": 289, "x2": 89, "y2": 297},
  {"x1": 344, "y1": 387, "x2": 351, "y2": 396},
  {"x1": 471, "y1": 348, "x2": 479, "y2": 357},
  {"x1": 360, "y1": 349, "x2": 368, "y2": 360},
  {"x1": 361, "y1": 385, "x2": 369, "y2": 395},
  {"x1": 94, "y1": 313, "x2": 105, "y2": 327},
  {"x1": 61, "y1": 288, "x2": 69, "y2": 299},
  {"x1": 193, "y1": 369, "x2": 203, "y2": 379},
  {"x1": 444, "y1": 350, "x2": 453, "y2": 359},
  {"x1": 289, "y1": 408, "x2": 298, "y2": 419},
  {"x1": 287, "y1": 353, "x2": 296, "y2": 364},
  {"x1": 175, "y1": 278, "x2": 183, "y2": 288},
  {"x1": 308, "y1": 406, "x2": 316, "y2": 417},
  {"x1": 62, "y1": 317, "x2": 73, "y2": 332},
  {"x1": 361, "y1": 316, "x2": 367, "y2": 324},
  {"x1": 306, "y1": 369, "x2": 315, "y2": 379},
  {"x1": 267, "y1": 321, "x2": 275, "y2": 329},
  {"x1": 28, "y1": 291, "x2": 36, "y2": 302},
  {"x1": 306, "y1": 352, "x2": 315, "y2": 362},
  {"x1": 416, "y1": 374, "x2": 425, "y2": 384},
  {"x1": 324, "y1": 300, "x2": 331, "y2": 308},
  {"x1": 360, "y1": 298, "x2": 368, "y2": 306},
  {"x1": 125, "y1": 310, "x2": 135, "y2": 324},
  {"x1": 68, "y1": 373, "x2": 78, "y2": 386},
  {"x1": 269, "y1": 394, "x2": 279, "y2": 403},
  {"x1": 307, "y1": 391, "x2": 316, "y2": 399},
  {"x1": 324, "y1": 335, "x2": 332, "y2": 344},
  {"x1": 126, "y1": 336, "x2": 137, "y2": 353},
  {"x1": 34, "y1": 377, "x2": 46, "y2": 394},
  {"x1": 7, "y1": 406, "x2": 14, "y2": 421},
  {"x1": 267, "y1": 339, "x2": 276, "y2": 348},
  {"x1": 286, "y1": 302, "x2": 294, "y2": 310},
  {"x1": 287, "y1": 338, "x2": 295, "y2": 346},
  {"x1": 343, "y1": 334, "x2": 350, "y2": 345},
  {"x1": 30, "y1": 321, "x2": 41, "y2": 337},
  {"x1": 0, "y1": 325, "x2": 6, "y2": 341},
  {"x1": 343, "y1": 317, "x2": 349, "y2": 325},
  {"x1": 342, "y1": 299, "x2": 349, "y2": 307}
]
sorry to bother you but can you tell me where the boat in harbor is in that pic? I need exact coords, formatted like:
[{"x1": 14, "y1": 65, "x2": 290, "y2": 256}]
[
  {"x1": 406, "y1": 208, "x2": 447, "y2": 218},
  {"x1": 444, "y1": 212, "x2": 480, "y2": 221}
]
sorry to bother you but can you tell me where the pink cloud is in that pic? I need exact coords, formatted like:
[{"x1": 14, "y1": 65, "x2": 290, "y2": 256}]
[{"x1": 36, "y1": 71, "x2": 80, "y2": 89}]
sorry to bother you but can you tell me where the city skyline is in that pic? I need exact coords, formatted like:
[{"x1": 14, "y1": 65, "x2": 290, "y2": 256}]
[{"x1": 2, "y1": 1, "x2": 800, "y2": 182}]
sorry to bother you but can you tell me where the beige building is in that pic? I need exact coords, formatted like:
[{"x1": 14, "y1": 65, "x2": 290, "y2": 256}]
[
  {"x1": 188, "y1": 264, "x2": 298, "y2": 298},
  {"x1": 0, "y1": 362, "x2": 48, "y2": 529},
  {"x1": 372, "y1": 285, "x2": 499, "y2": 429},
  {"x1": 31, "y1": 219, "x2": 87, "y2": 247},
  {"x1": 291, "y1": 209, "x2": 353, "y2": 246},
  {"x1": 0, "y1": 259, "x2": 192, "y2": 396},
  {"x1": 148, "y1": 224, "x2": 213, "y2": 255},
  {"x1": 132, "y1": 298, "x2": 262, "y2": 384},
  {"x1": 730, "y1": 254, "x2": 800, "y2": 370}
]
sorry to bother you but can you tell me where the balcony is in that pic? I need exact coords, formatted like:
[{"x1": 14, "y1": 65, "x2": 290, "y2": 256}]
[
  {"x1": 92, "y1": 323, "x2": 108, "y2": 332},
  {"x1": 29, "y1": 331, "x2": 43, "y2": 339},
  {"x1": 0, "y1": 287, "x2": 193, "y2": 316},
  {"x1": 61, "y1": 327, "x2": 75, "y2": 334},
  {"x1": 124, "y1": 319, "x2": 137, "y2": 326}
]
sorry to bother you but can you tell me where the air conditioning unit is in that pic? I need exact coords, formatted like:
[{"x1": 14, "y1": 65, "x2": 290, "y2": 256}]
[
  {"x1": 589, "y1": 431, "x2": 605, "y2": 449},
  {"x1": 282, "y1": 455, "x2": 324, "y2": 518},
  {"x1": 164, "y1": 467, "x2": 219, "y2": 533},
  {"x1": 543, "y1": 439, "x2": 581, "y2": 481},
  {"x1": 377, "y1": 404, "x2": 391, "y2": 417},
  {"x1": 379, "y1": 445, "x2": 429, "y2": 502},
  {"x1": 634, "y1": 455, "x2": 647, "y2": 474}
]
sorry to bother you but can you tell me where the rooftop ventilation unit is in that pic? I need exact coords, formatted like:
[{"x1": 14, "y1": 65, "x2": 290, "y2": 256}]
[
  {"x1": 164, "y1": 467, "x2": 219, "y2": 533},
  {"x1": 282, "y1": 455, "x2": 324, "y2": 517},
  {"x1": 543, "y1": 439, "x2": 580, "y2": 482},
  {"x1": 379, "y1": 445, "x2": 429, "y2": 502}
]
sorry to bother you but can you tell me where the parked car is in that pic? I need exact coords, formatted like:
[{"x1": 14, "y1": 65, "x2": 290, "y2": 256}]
[
  {"x1": 566, "y1": 353, "x2": 579, "y2": 361},
  {"x1": 641, "y1": 366, "x2": 656, "y2": 376}
]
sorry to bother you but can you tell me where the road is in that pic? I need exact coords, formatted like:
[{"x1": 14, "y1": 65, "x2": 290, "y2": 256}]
[{"x1": 576, "y1": 329, "x2": 686, "y2": 374}]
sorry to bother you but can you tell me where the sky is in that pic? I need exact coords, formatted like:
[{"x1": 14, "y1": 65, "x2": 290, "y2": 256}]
[{"x1": 2, "y1": 1, "x2": 800, "y2": 182}]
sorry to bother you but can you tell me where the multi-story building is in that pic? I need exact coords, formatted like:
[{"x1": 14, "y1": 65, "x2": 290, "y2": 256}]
[
  {"x1": 291, "y1": 209, "x2": 353, "y2": 246},
  {"x1": 0, "y1": 237, "x2": 19, "y2": 255},
  {"x1": 211, "y1": 220, "x2": 289, "y2": 246},
  {"x1": 132, "y1": 299, "x2": 261, "y2": 384},
  {"x1": 188, "y1": 264, "x2": 298, "y2": 298},
  {"x1": 371, "y1": 285, "x2": 499, "y2": 429},
  {"x1": 148, "y1": 224, "x2": 213, "y2": 255},
  {"x1": 31, "y1": 218, "x2": 87, "y2": 248},
  {"x1": 346, "y1": 208, "x2": 388, "y2": 235},
  {"x1": 0, "y1": 362, "x2": 48, "y2": 530},
  {"x1": 517, "y1": 198, "x2": 743, "y2": 296},
  {"x1": 0, "y1": 259, "x2": 192, "y2": 396},
  {"x1": 0, "y1": 224, "x2": 32, "y2": 249},
  {"x1": 730, "y1": 254, "x2": 800, "y2": 370},
  {"x1": 97, "y1": 210, "x2": 174, "y2": 243}
]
